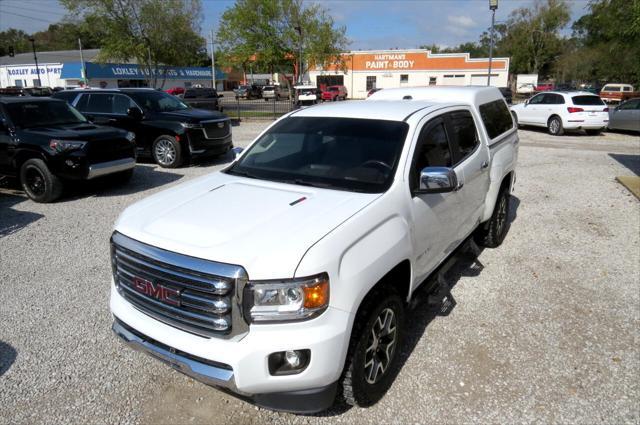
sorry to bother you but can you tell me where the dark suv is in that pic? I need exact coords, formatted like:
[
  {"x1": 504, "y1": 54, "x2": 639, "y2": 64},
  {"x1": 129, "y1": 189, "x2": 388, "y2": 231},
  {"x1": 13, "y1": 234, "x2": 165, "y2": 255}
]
[
  {"x1": 53, "y1": 89, "x2": 232, "y2": 168},
  {"x1": 0, "y1": 97, "x2": 136, "y2": 202}
]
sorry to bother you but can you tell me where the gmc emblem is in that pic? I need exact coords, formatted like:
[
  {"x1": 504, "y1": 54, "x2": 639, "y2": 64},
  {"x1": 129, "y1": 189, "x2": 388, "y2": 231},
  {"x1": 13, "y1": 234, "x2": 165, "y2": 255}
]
[{"x1": 132, "y1": 276, "x2": 180, "y2": 306}]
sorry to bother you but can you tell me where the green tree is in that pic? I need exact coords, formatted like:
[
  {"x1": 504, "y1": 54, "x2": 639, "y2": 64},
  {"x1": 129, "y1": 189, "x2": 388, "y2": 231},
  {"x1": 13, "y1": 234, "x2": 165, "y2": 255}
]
[
  {"x1": 0, "y1": 29, "x2": 31, "y2": 56},
  {"x1": 559, "y1": 0, "x2": 640, "y2": 84},
  {"x1": 61, "y1": 0, "x2": 207, "y2": 88},
  {"x1": 216, "y1": 0, "x2": 347, "y2": 87},
  {"x1": 496, "y1": 0, "x2": 571, "y2": 76}
]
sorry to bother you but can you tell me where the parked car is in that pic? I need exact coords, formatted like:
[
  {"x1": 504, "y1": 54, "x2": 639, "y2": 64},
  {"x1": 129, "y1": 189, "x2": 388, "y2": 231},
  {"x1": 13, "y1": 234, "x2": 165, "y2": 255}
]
[
  {"x1": 498, "y1": 87, "x2": 512, "y2": 104},
  {"x1": 516, "y1": 82, "x2": 536, "y2": 95},
  {"x1": 607, "y1": 98, "x2": 640, "y2": 132},
  {"x1": 52, "y1": 88, "x2": 232, "y2": 168},
  {"x1": 165, "y1": 87, "x2": 185, "y2": 96},
  {"x1": 262, "y1": 85, "x2": 291, "y2": 101},
  {"x1": 321, "y1": 85, "x2": 348, "y2": 101},
  {"x1": 110, "y1": 86, "x2": 518, "y2": 413},
  {"x1": 555, "y1": 83, "x2": 577, "y2": 91},
  {"x1": 367, "y1": 88, "x2": 382, "y2": 98},
  {"x1": 534, "y1": 82, "x2": 554, "y2": 92},
  {"x1": 0, "y1": 87, "x2": 54, "y2": 97},
  {"x1": 294, "y1": 85, "x2": 319, "y2": 106},
  {"x1": 234, "y1": 84, "x2": 262, "y2": 100},
  {"x1": 180, "y1": 87, "x2": 223, "y2": 112},
  {"x1": 510, "y1": 91, "x2": 609, "y2": 136},
  {"x1": 600, "y1": 84, "x2": 639, "y2": 103},
  {"x1": 0, "y1": 97, "x2": 136, "y2": 202}
]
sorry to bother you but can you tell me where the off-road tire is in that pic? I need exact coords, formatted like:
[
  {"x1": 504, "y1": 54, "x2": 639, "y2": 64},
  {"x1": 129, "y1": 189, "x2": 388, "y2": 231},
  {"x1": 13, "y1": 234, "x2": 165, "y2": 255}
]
[
  {"x1": 20, "y1": 158, "x2": 63, "y2": 203},
  {"x1": 547, "y1": 116, "x2": 564, "y2": 136},
  {"x1": 341, "y1": 287, "x2": 405, "y2": 407},
  {"x1": 476, "y1": 186, "x2": 511, "y2": 248},
  {"x1": 152, "y1": 135, "x2": 183, "y2": 168}
]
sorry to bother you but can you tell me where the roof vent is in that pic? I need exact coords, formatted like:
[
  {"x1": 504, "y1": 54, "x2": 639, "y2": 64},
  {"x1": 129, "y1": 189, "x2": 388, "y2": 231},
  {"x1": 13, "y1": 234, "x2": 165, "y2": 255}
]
[{"x1": 402, "y1": 95, "x2": 413, "y2": 100}]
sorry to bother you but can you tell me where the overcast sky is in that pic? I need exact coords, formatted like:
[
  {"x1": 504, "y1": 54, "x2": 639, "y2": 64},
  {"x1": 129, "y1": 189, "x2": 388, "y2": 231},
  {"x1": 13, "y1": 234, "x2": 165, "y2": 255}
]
[{"x1": 0, "y1": 0, "x2": 591, "y2": 50}]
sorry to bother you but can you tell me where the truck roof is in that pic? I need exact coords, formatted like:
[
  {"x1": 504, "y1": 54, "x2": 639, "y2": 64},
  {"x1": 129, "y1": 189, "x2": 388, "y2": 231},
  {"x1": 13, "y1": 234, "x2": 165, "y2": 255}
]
[
  {"x1": 291, "y1": 100, "x2": 456, "y2": 121},
  {"x1": 367, "y1": 86, "x2": 504, "y2": 108}
]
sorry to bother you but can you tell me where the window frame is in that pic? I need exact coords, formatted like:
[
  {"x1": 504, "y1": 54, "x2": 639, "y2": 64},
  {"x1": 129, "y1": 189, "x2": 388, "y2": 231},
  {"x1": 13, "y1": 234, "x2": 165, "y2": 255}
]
[
  {"x1": 78, "y1": 92, "x2": 140, "y2": 115},
  {"x1": 409, "y1": 116, "x2": 454, "y2": 194},
  {"x1": 443, "y1": 109, "x2": 481, "y2": 166}
]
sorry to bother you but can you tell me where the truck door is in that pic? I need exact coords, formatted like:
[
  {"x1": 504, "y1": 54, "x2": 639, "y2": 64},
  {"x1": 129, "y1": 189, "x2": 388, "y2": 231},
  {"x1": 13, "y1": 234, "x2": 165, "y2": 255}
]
[
  {"x1": 408, "y1": 116, "x2": 465, "y2": 283},
  {"x1": 443, "y1": 109, "x2": 490, "y2": 240},
  {"x1": 0, "y1": 106, "x2": 17, "y2": 175}
]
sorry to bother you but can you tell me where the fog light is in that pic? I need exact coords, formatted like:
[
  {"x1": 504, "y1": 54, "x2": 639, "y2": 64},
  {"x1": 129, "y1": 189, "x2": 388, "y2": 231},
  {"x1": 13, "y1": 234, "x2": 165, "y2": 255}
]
[
  {"x1": 268, "y1": 349, "x2": 310, "y2": 376},
  {"x1": 285, "y1": 350, "x2": 301, "y2": 368}
]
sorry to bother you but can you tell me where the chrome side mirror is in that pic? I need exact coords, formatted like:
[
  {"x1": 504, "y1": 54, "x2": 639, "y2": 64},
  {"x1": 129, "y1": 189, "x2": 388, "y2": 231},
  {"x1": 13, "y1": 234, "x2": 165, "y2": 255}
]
[
  {"x1": 417, "y1": 167, "x2": 460, "y2": 194},
  {"x1": 232, "y1": 146, "x2": 244, "y2": 159}
]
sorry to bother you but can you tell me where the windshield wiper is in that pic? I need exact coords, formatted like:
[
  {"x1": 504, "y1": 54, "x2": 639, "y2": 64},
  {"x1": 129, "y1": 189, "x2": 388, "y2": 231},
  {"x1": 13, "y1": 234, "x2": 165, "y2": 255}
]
[
  {"x1": 284, "y1": 178, "x2": 333, "y2": 189},
  {"x1": 226, "y1": 169, "x2": 261, "y2": 180}
]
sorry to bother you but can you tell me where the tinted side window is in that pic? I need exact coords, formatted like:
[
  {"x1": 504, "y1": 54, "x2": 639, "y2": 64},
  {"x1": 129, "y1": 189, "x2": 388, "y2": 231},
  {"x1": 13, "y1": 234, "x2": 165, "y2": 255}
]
[
  {"x1": 75, "y1": 94, "x2": 89, "y2": 111},
  {"x1": 112, "y1": 94, "x2": 134, "y2": 114},
  {"x1": 448, "y1": 111, "x2": 479, "y2": 163},
  {"x1": 479, "y1": 99, "x2": 513, "y2": 139},
  {"x1": 416, "y1": 122, "x2": 452, "y2": 169},
  {"x1": 53, "y1": 91, "x2": 79, "y2": 104},
  {"x1": 619, "y1": 99, "x2": 640, "y2": 110},
  {"x1": 548, "y1": 94, "x2": 565, "y2": 104},
  {"x1": 528, "y1": 94, "x2": 545, "y2": 104},
  {"x1": 86, "y1": 94, "x2": 113, "y2": 113}
]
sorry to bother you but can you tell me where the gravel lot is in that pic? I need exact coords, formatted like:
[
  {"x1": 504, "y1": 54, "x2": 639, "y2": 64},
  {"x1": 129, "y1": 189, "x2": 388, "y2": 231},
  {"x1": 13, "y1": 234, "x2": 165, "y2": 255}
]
[{"x1": 1, "y1": 122, "x2": 639, "y2": 425}]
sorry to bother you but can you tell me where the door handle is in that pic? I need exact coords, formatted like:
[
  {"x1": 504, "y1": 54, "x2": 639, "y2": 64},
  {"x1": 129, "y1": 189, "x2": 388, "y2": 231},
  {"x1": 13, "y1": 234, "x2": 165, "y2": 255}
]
[{"x1": 481, "y1": 160, "x2": 489, "y2": 169}]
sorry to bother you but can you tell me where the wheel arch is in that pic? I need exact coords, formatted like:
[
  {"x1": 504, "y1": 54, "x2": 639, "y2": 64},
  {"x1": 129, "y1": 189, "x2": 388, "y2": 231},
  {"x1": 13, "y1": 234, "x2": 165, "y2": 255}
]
[{"x1": 13, "y1": 148, "x2": 48, "y2": 172}]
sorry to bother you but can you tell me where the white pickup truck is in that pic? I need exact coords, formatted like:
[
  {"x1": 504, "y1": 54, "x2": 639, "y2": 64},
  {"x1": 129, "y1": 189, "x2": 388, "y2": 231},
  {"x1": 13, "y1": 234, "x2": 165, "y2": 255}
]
[{"x1": 110, "y1": 86, "x2": 518, "y2": 413}]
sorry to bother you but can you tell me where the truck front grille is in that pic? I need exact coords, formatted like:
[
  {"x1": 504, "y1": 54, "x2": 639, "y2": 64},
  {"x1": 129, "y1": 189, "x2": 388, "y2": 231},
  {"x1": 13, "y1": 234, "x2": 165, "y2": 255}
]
[{"x1": 110, "y1": 232, "x2": 248, "y2": 339}]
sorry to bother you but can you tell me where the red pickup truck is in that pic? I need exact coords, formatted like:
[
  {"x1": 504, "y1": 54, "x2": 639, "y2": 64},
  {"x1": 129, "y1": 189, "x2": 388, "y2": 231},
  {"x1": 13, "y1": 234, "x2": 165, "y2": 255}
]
[{"x1": 535, "y1": 83, "x2": 554, "y2": 92}]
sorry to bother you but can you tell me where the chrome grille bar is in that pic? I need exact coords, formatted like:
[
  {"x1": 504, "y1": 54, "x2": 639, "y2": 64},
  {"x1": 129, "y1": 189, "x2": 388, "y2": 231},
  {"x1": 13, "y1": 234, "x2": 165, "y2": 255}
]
[{"x1": 111, "y1": 232, "x2": 248, "y2": 339}]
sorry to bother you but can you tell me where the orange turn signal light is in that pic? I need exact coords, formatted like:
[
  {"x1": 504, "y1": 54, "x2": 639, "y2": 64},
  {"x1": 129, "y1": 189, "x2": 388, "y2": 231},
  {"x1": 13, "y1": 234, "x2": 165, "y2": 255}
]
[{"x1": 303, "y1": 279, "x2": 329, "y2": 309}]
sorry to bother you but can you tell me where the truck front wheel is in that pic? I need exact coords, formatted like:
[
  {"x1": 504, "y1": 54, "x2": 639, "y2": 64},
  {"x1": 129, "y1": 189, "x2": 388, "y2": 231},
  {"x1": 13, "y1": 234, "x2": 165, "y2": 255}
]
[{"x1": 341, "y1": 288, "x2": 405, "y2": 407}]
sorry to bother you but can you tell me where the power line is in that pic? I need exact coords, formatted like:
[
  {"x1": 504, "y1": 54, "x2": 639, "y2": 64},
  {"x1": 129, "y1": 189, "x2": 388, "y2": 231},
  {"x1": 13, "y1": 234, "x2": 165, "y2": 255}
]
[
  {"x1": 2, "y1": 4, "x2": 68, "y2": 18},
  {"x1": 0, "y1": 10, "x2": 60, "y2": 24}
]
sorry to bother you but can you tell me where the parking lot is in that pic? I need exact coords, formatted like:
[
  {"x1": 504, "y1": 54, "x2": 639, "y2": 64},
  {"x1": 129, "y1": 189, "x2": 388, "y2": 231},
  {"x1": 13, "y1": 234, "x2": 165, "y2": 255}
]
[{"x1": 1, "y1": 124, "x2": 639, "y2": 424}]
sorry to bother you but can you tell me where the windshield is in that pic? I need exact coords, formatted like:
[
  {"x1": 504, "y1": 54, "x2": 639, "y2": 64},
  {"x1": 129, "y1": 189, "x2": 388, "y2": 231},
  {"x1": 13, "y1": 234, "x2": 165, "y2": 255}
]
[
  {"x1": 263, "y1": 86, "x2": 275, "y2": 90},
  {"x1": 5, "y1": 100, "x2": 87, "y2": 128},
  {"x1": 226, "y1": 117, "x2": 409, "y2": 193},
  {"x1": 128, "y1": 91, "x2": 189, "y2": 112}
]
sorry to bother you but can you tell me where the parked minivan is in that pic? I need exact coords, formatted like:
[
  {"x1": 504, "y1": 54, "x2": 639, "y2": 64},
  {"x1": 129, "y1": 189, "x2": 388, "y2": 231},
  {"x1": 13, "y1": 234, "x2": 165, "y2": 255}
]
[{"x1": 53, "y1": 89, "x2": 232, "y2": 168}]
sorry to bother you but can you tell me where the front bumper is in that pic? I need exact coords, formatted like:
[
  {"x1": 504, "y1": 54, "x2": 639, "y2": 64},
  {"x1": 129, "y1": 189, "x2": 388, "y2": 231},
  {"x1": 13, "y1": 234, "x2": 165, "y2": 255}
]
[
  {"x1": 110, "y1": 283, "x2": 351, "y2": 412},
  {"x1": 87, "y1": 158, "x2": 136, "y2": 179}
]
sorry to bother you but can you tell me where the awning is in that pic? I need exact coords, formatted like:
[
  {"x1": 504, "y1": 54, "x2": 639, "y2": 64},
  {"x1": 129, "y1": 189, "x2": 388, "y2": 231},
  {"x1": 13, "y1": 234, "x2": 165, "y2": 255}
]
[{"x1": 60, "y1": 62, "x2": 226, "y2": 81}]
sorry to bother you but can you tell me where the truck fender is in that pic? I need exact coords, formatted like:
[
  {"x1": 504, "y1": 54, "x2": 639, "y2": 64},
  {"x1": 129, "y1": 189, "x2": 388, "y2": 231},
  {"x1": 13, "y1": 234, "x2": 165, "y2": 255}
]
[{"x1": 296, "y1": 214, "x2": 413, "y2": 315}]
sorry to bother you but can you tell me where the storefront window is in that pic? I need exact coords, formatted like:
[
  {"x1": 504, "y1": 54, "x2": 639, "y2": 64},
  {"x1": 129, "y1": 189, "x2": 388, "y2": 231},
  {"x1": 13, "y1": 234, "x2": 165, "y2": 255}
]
[{"x1": 400, "y1": 74, "x2": 408, "y2": 84}]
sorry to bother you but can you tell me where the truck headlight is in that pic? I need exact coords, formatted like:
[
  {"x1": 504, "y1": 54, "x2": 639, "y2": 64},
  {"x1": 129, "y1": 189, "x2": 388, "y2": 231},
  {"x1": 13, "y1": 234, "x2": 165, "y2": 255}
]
[
  {"x1": 181, "y1": 122, "x2": 202, "y2": 129},
  {"x1": 49, "y1": 139, "x2": 87, "y2": 153},
  {"x1": 243, "y1": 273, "x2": 329, "y2": 322}
]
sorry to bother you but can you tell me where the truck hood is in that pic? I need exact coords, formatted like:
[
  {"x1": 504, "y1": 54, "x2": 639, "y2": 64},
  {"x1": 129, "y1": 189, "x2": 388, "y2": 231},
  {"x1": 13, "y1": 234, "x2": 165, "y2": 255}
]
[{"x1": 115, "y1": 172, "x2": 379, "y2": 279}]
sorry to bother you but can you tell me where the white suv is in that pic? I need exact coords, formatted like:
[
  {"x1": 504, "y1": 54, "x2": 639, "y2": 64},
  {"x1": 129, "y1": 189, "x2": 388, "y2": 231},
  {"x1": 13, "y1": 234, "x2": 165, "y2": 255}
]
[{"x1": 510, "y1": 91, "x2": 609, "y2": 136}]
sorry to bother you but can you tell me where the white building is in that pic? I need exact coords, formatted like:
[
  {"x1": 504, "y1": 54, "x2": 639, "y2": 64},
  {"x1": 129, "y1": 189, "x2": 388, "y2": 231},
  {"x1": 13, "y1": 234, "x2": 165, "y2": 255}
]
[{"x1": 308, "y1": 49, "x2": 510, "y2": 99}]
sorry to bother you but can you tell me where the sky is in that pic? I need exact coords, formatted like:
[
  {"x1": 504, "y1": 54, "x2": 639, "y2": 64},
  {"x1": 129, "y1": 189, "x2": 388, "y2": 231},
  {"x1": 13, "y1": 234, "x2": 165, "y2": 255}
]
[{"x1": 0, "y1": 0, "x2": 592, "y2": 50}]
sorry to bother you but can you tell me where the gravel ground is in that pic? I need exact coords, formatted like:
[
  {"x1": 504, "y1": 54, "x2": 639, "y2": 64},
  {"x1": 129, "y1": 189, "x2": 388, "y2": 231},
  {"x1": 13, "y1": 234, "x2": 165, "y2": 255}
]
[{"x1": 0, "y1": 123, "x2": 638, "y2": 425}]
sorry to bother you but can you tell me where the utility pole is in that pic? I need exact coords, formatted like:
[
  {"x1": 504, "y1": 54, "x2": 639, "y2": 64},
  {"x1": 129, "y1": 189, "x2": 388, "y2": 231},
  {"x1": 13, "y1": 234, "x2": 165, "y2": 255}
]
[
  {"x1": 210, "y1": 29, "x2": 216, "y2": 90},
  {"x1": 78, "y1": 38, "x2": 86, "y2": 87},
  {"x1": 28, "y1": 38, "x2": 42, "y2": 87},
  {"x1": 294, "y1": 25, "x2": 302, "y2": 84},
  {"x1": 487, "y1": 0, "x2": 498, "y2": 86}
]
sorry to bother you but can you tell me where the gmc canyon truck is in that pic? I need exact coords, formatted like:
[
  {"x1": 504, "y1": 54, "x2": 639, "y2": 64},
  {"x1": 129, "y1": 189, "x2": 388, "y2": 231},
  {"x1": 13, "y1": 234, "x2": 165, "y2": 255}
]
[{"x1": 110, "y1": 87, "x2": 518, "y2": 413}]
